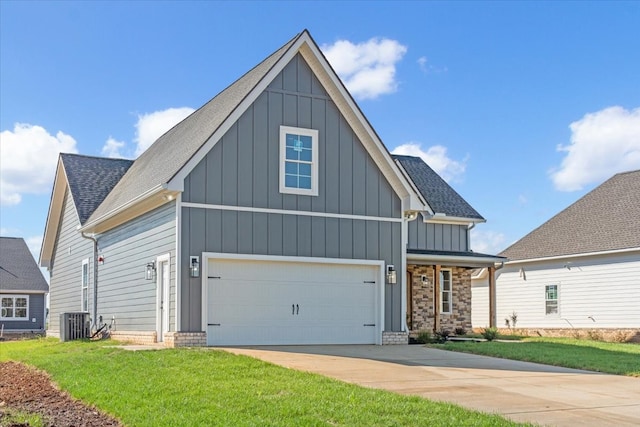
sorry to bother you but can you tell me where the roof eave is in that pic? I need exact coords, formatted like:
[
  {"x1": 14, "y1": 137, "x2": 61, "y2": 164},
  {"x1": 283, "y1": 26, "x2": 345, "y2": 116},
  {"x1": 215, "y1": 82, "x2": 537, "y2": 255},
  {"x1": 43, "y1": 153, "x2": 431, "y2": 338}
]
[
  {"x1": 407, "y1": 252, "x2": 505, "y2": 268},
  {"x1": 39, "y1": 158, "x2": 69, "y2": 268},
  {"x1": 503, "y1": 246, "x2": 640, "y2": 265},
  {"x1": 422, "y1": 213, "x2": 486, "y2": 226}
]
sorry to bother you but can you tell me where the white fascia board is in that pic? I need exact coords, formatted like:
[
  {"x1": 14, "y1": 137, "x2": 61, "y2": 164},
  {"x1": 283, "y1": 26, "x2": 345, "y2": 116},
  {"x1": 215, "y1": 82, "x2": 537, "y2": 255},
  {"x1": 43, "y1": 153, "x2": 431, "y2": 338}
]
[
  {"x1": 423, "y1": 213, "x2": 486, "y2": 226},
  {"x1": 298, "y1": 41, "x2": 425, "y2": 213},
  {"x1": 168, "y1": 36, "x2": 306, "y2": 192},
  {"x1": 79, "y1": 184, "x2": 168, "y2": 233},
  {"x1": 394, "y1": 159, "x2": 431, "y2": 214},
  {"x1": 407, "y1": 253, "x2": 505, "y2": 267},
  {"x1": 505, "y1": 247, "x2": 640, "y2": 265},
  {"x1": 40, "y1": 159, "x2": 68, "y2": 268}
]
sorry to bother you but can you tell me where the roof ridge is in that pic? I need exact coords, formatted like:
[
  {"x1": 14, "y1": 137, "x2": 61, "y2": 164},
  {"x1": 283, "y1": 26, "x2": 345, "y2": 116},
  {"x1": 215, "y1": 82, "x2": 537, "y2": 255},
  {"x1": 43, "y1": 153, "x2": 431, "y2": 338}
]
[{"x1": 60, "y1": 152, "x2": 133, "y2": 162}]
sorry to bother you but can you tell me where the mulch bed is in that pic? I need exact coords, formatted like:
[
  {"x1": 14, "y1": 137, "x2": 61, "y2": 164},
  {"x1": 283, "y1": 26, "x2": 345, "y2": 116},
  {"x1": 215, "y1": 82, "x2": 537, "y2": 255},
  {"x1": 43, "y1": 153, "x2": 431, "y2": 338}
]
[{"x1": 0, "y1": 361, "x2": 121, "y2": 426}]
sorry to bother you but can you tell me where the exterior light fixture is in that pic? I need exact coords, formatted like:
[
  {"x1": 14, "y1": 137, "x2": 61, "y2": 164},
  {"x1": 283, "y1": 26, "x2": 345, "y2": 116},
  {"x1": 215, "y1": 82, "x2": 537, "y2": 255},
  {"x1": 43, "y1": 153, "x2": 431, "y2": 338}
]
[
  {"x1": 190, "y1": 256, "x2": 200, "y2": 278},
  {"x1": 386, "y1": 265, "x2": 397, "y2": 284},
  {"x1": 145, "y1": 261, "x2": 156, "y2": 280}
]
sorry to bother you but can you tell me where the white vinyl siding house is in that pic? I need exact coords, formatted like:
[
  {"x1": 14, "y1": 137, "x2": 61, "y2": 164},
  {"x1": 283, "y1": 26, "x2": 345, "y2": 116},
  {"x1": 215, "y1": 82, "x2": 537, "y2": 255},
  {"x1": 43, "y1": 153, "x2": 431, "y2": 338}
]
[{"x1": 472, "y1": 170, "x2": 640, "y2": 340}]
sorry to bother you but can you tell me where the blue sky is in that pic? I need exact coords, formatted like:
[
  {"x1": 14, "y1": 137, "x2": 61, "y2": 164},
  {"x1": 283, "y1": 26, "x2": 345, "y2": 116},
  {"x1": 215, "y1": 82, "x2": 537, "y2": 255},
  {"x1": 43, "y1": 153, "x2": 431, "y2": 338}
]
[{"x1": 2, "y1": 1, "x2": 639, "y2": 261}]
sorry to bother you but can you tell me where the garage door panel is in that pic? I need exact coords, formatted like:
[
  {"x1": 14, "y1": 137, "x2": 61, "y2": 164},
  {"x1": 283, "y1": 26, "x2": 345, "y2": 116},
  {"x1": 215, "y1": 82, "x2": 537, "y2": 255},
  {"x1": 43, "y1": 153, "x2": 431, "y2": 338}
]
[{"x1": 206, "y1": 258, "x2": 380, "y2": 346}]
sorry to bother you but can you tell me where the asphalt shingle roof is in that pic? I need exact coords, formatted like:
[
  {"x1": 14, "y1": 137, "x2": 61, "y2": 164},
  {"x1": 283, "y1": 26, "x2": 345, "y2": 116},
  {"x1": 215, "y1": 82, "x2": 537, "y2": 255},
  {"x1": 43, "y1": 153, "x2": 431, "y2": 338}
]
[
  {"x1": 87, "y1": 32, "x2": 302, "y2": 224},
  {"x1": 393, "y1": 155, "x2": 484, "y2": 220},
  {"x1": 60, "y1": 154, "x2": 133, "y2": 224},
  {"x1": 0, "y1": 237, "x2": 49, "y2": 292},
  {"x1": 500, "y1": 169, "x2": 640, "y2": 261}
]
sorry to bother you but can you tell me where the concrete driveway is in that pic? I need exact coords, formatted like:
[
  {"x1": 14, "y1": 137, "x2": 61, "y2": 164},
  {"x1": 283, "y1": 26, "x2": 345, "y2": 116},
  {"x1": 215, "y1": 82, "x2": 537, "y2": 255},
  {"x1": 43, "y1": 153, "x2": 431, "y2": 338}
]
[{"x1": 221, "y1": 345, "x2": 640, "y2": 427}]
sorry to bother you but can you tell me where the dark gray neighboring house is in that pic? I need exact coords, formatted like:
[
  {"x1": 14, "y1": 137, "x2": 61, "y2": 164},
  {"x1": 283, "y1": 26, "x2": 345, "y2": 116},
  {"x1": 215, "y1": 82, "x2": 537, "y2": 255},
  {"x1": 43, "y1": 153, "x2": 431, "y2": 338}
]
[
  {"x1": 1, "y1": 237, "x2": 49, "y2": 332},
  {"x1": 40, "y1": 30, "x2": 502, "y2": 347}
]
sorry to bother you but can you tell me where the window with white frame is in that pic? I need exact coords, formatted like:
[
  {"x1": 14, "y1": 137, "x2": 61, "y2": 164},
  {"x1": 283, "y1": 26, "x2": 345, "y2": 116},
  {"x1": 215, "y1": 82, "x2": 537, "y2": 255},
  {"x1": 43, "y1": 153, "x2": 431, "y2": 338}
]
[
  {"x1": 545, "y1": 284, "x2": 558, "y2": 315},
  {"x1": 82, "y1": 258, "x2": 89, "y2": 312},
  {"x1": 440, "y1": 269, "x2": 452, "y2": 314},
  {"x1": 279, "y1": 126, "x2": 319, "y2": 196},
  {"x1": 1, "y1": 295, "x2": 29, "y2": 320}
]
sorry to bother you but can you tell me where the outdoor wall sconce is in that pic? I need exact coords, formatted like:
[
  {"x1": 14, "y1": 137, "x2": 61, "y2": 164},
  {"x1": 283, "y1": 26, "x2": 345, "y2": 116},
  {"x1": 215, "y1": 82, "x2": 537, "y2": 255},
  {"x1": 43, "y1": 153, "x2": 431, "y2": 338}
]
[
  {"x1": 386, "y1": 265, "x2": 397, "y2": 284},
  {"x1": 145, "y1": 261, "x2": 156, "y2": 280},
  {"x1": 190, "y1": 256, "x2": 200, "y2": 278},
  {"x1": 421, "y1": 274, "x2": 430, "y2": 285}
]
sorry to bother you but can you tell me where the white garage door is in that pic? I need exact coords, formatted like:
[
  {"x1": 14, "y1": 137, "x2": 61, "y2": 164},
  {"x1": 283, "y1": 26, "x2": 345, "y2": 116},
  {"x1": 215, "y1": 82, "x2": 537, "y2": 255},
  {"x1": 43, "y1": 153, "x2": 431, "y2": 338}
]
[{"x1": 205, "y1": 257, "x2": 381, "y2": 346}]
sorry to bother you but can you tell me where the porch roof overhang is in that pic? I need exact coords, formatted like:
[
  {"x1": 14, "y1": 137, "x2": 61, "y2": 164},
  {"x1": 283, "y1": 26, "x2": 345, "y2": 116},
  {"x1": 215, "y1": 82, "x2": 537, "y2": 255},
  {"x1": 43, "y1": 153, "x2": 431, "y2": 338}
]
[{"x1": 406, "y1": 249, "x2": 506, "y2": 269}]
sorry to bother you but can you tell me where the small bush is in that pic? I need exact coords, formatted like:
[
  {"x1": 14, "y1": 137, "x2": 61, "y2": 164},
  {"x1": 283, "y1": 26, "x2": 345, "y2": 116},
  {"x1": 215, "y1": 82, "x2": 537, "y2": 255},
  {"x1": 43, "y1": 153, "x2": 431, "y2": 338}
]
[
  {"x1": 587, "y1": 329, "x2": 604, "y2": 341},
  {"x1": 454, "y1": 327, "x2": 467, "y2": 336},
  {"x1": 481, "y1": 327, "x2": 499, "y2": 341},
  {"x1": 415, "y1": 330, "x2": 432, "y2": 344},
  {"x1": 434, "y1": 328, "x2": 451, "y2": 343},
  {"x1": 609, "y1": 330, "x2": 634, "y2": 343}
]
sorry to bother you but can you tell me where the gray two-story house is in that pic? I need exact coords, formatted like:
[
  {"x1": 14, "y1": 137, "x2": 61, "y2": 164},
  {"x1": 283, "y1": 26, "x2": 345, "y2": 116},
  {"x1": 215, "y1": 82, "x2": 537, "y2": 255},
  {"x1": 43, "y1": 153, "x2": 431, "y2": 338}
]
[{"x1": 40, "y1": 30, "x2": 502, "y2": 347}]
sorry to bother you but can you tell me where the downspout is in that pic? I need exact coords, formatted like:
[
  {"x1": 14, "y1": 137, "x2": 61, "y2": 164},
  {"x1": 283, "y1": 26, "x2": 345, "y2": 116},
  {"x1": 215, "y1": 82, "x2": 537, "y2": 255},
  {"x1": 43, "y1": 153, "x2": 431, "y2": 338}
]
[
  {"x1": 402, "y1": 211, "x2": 420, "y2": 333},
  {"x1": 80, "y1": 232, "x2": 98, "y2": 329}
]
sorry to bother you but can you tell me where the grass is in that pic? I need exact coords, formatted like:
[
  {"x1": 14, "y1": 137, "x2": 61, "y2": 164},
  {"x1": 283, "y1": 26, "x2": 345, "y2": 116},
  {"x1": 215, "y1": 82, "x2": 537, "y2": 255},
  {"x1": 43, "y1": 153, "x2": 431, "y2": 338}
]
[
  {"x1": 0, "y1": 409, "x2": 46, "y2": 427},
  {"x1": 0, "y1": 338, "x2": 528, "y2": 427},
  {"x1": 431, "y1": 337, "x2": 640, "y2": 376}
]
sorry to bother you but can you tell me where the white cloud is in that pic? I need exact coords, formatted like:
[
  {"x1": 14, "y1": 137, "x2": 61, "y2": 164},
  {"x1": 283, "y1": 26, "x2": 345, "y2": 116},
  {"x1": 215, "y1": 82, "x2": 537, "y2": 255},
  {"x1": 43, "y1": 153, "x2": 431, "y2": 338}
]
[
  {"x1": 134, "y1": 107, "x2": 194, "y2": 156},
  {"x1": 392, "y1": 142, "x2": 467, "y2": 182},
  {"x1": 551, "y1": 106, "x2": 640, "y2": 191},
  {"x1": 25, "y1": 235, "x2": 43, "y2": 260},
  {"x1": 99, "y1": 107, "x2": 194, "y2": 158},
  {"x1": 517, "y1": 194, "x2": 528, "y2": 206},
  {"x1": 470, "y1": 229, "x2": 507, "y2": 254},
  {"x1": 0, "y1": 123, "x2": 78, "y2": 206},
  {"x1": 417, "y1": 56, "x2": 447, "y2": 74},
  {"x1": 101, "y1": 137, "x2": 127, "y2": 158},
  {"x1": 321, "y1": 37, "x2": 407, "y2": 100}
]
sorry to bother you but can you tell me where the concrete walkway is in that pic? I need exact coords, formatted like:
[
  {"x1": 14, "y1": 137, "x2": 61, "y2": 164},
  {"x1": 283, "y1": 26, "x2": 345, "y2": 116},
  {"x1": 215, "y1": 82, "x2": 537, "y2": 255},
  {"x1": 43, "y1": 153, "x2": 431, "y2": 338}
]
[{"x1": 220, "y1": 345, "x2": 640, "y2": 427}]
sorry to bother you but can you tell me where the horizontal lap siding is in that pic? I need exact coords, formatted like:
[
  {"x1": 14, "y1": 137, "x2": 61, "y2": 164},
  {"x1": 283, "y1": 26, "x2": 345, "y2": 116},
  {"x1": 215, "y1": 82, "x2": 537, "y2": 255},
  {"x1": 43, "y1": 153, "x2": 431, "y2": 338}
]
[
  {"x1": 0, "y1": 293, "x2": 46, "y2": 330},
  {"x1": 471, "y1": 279, "x2": 490, "y2": 328},
  {"x1": 97, "y1": 202, "x2": 176, "y2": 331},
  {"x1": 180, "y1": 54, "x2": 403, "y2": 333},
  {"x1": 494, "y1": 253, "x2": 640, "y2": 328},
  {"x1": 48, "y1": 189, "x2": 94, "y2": 333}
]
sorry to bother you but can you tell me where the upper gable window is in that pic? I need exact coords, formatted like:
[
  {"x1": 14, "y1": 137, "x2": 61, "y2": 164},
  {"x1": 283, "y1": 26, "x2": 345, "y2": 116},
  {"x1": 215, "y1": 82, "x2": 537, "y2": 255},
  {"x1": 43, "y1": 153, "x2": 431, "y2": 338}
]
[{"x1": 279, "y1": 126, "x2": 319, "y2": 196}]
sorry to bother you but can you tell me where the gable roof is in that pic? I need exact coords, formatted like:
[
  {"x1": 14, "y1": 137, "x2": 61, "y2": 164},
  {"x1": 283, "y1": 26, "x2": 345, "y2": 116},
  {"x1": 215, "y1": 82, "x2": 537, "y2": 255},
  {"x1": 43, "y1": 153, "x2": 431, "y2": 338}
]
[
  {"x1": 81, "y1": 29, "x2": 425, "y2": 233},
  {"x1": 501, "y1": 169, "x2": 640, "y2": 261},
  {"x1": 1, "y1": 237, "x2": 49, "y2": 292},
  {"x1": 84, "y1": 32, "x2": 302, "y2": 229},
  {"x1": 39, "y1": 154, "x2": 132, "y2": 268},
  {"x1": 393, "y1": 155, "x2": 484, "y2": 221},
  {"x1": 61, "y1": 153, "x2": 133, "y2": 224}
]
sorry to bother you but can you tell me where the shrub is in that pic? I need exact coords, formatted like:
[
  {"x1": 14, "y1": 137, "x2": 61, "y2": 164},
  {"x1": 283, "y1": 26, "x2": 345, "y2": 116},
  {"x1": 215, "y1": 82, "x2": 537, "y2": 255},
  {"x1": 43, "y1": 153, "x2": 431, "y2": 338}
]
[
  {"x1": 587, "y1": 329, "x2": 604, "y2": 342},
  {"x1": 434, "y1": 328, "x2": 451, "y2": 343},
  {"x1": 481, "y1": 327, "x2": 499, "y2": 341},
  {"x1": 415, "y1": 330, "x2": 432, "y2": 344},
  {"x1": 454, "y1": 327, "x2": 467, "y2": 336}
]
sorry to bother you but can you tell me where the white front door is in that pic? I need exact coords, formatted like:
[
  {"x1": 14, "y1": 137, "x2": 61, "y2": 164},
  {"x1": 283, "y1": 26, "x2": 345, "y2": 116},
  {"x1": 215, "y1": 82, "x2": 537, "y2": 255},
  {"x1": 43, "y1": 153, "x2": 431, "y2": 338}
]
[
  {"x1": 205, "y1": 257, "x2": 382, "y2": 346},
  {"x1": 156, "y1": 256, "x2": 170, "y2": 342}
]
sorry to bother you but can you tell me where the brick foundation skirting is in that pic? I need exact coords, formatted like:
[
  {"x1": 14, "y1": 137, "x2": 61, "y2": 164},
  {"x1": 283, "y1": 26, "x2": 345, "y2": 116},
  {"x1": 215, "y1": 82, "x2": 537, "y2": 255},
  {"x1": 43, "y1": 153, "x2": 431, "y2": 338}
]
[
  {"x1": 474, "y1": 327, "x2": 640, "y2": 343},
  {"x1": 382, "y1": 331, "x2": 408, "y2": 345},
  {"x1": 109, "y1": 331, "x2": 157, "y2": 345},
  {"x1": 163, "y1": 332, "x2": 207, "y2": 348}
]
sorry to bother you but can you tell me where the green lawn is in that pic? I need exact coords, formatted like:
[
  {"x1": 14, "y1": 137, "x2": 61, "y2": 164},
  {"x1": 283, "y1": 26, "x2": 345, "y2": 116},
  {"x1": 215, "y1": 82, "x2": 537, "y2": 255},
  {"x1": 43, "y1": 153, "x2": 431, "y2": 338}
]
[
  {"x1": 431, "y1": 337, "x2": 640, "y2": 376},
  {"x1": 0, "y1": 339, "x2": 527, "y2": 427}
]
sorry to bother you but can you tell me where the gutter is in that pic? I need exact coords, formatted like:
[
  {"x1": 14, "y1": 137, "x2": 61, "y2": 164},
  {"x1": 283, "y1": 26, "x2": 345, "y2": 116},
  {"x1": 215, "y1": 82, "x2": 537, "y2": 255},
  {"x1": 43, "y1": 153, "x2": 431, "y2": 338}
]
[
  {"x1": 80, "y1": 232, "x2": 98, "y2": 329},
  {"x1": 80, "y1": 184, "x2": 166, "y2": 233}
]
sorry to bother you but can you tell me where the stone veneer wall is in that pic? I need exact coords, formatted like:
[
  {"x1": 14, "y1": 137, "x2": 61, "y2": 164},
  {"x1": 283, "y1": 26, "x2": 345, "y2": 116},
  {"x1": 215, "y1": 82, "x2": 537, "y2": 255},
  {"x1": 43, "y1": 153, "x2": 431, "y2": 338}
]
[{"x1": 407, "y1": 265, "x2": 472, "y2": 335}]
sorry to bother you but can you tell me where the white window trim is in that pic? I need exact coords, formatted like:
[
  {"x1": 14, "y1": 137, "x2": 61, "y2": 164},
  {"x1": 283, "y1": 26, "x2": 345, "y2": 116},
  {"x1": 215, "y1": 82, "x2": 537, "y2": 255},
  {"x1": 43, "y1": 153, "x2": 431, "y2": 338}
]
[
  {"x1": 440, "y1": 269, "x2": 453, "y2": 314},
  {"x1": 545, "y1": 284, "x2": 559, "y2": 317},
  {"x1": 1, "y1": 294, "x2": 30, "y2": 320},
  {"x1": 279, "y1": 125, "x2": 319, "y2": 196},
  {"x1": 81, "y1": 258, "x2": 90, "y2": 312}
]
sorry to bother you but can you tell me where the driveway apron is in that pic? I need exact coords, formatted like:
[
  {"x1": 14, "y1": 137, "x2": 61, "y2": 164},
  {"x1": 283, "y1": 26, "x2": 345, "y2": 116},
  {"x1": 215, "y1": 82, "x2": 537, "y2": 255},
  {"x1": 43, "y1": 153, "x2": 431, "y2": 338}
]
[{"x1": 219, "y1": 345, "x2": 640, "y2": 427}]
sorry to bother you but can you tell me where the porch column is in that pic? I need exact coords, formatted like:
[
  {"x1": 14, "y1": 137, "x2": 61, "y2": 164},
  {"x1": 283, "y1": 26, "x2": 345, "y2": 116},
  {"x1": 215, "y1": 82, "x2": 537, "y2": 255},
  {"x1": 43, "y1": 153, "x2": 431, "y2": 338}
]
[
  {"x1": 488, "y1": 266, "x2": 496, "y2": 328},
  {"x1": 433, "y1": 264, "x2": 440, "y2": 332}
]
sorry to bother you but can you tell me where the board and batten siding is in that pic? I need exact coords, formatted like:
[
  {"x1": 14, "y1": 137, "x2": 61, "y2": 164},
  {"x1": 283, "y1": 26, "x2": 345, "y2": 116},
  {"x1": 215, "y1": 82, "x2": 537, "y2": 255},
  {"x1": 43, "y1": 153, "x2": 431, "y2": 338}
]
[
  {"x1": 0, "y1": 293, "x2": 46, "y2": 331},
  {"x1": 407, "y1": 216, "x2": 469, "y2": 252},
  {"x1": 180, "y1": 53, "x2": 404, "y2": 333},
  {"x1": 47, "y1": 188, "x2": 94, "y2": 335},
  {"x1": 477, "y1": 252, "x2": 640, "y2": 329},
  {"x1": 96, "y1": 202, "x2": 176, "y2": 332}
]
